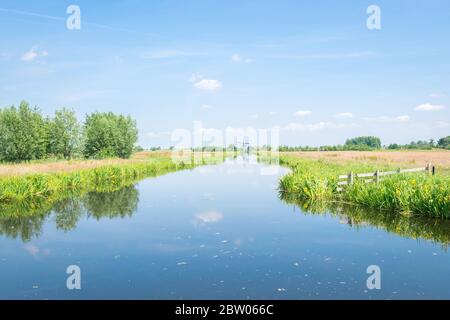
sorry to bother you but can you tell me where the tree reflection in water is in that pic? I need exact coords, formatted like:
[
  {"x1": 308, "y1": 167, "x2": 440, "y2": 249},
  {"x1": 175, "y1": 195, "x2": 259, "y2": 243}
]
[
  {"x1": 84, "y1": 185, "x2": 139, "y2": 220},
  {"x1": 0, "y1": 185, "x2": 139, "y2": 242},
  {"x1": 3, "y1": 182, "x2": 450, "y2": 248}
]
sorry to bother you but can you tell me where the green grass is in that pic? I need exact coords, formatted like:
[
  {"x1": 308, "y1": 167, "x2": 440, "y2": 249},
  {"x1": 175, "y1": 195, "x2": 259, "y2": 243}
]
[
  {"x1": 0, "y1": 155, "x2": 216, "y2": 217},
  {"x1": 279, "y1": 155, "x2": 450, "y2": 218}
]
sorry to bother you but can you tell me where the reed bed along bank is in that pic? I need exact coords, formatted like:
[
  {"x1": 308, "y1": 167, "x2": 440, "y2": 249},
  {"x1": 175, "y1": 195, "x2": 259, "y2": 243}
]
[
  {"x1": 0, "y1": 151, "x2": 172, "y2": 177},
  {"x1": 279, "y1": 155, "x2": 450, "y2": 218},
  {"x1": 0, "y1": 152, "x2": 226, "y2": 216}
]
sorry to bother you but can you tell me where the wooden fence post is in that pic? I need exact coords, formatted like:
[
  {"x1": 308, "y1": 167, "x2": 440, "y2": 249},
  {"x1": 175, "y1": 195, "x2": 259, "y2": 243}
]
[
  {"x1": 348, "y1": 172, "x2": 354, "y2": 185},
  {"x1": 339, "y1": 163, "x2": 436, "y2": 187}
]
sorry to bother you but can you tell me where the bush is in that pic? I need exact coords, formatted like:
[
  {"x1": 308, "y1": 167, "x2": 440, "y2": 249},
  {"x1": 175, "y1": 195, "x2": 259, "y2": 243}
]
[
  {"x1": 345, "y1": 136, "x2": 381, "y2": 149},
  {"x1": 0, "y1": 101, "x2": 139, "y2": 162},
  {"x1": 438, "y1": 136, "x2": 450, "y2": 149},
  {"x1": 47, "y1": 108, "x2": 81, "y2": 159},
  {"x1": 83, "y1": 112, "x2": 138, "y2": 159},
  {"x1": 0, "y1": 101, "x2": 48, "y2": 162}
]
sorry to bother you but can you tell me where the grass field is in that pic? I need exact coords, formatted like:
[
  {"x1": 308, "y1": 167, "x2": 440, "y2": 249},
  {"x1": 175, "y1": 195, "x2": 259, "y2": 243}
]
[
  {"x1": 0, "y1": 150, "x2": 232, "y2": 177},
  {"x1": 2, "y1": 149, "x2": 449, "y2": 219},
  {"x1": 279, "y1": 150, "x2": 450, "y2": 218},
  {"x1": 0, "y1": 151, "x2": 172, "y2": 177},
  {"x1": 281, "y1": 150, "x2": 450, "y2": 175},
  {"x1": 0, "y1": 151, "x2": 227, "y2": 217}
]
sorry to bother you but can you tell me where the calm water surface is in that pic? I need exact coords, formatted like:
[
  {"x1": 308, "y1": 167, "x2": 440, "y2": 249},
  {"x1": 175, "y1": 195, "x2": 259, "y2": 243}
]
[{"x1": 1, "y1": 157, "x2": 449, "y2": 299}]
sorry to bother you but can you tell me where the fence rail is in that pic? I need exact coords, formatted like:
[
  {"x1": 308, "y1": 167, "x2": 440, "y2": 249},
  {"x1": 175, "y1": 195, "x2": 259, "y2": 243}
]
[{"x1": 337, "y1": 162, "x2": 435, "y2": 192}]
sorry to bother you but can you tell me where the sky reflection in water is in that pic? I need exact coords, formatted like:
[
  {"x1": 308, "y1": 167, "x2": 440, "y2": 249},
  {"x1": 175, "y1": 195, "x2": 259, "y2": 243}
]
[{"x1": 1, "y1": 157, "x2": 450, "y2": 299}]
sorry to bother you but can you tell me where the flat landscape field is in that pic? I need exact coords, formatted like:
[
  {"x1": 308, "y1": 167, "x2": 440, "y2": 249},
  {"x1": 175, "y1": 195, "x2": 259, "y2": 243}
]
[
  {"x1": 282, "y1": 150, "x2": 450, "y2": 174},
  {"x1": 0, "y1": 151, "x2": 171, "y2": 177},
  {"x1": 0, "y1": 151, "x2": 223, "y2": 178}
]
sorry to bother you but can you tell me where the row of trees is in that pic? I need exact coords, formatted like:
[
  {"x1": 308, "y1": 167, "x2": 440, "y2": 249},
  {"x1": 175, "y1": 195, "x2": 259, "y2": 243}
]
[
  {"x1": 278, "y1": 145, "x2": 374, "y2": 152},
  {"x1": 279, "y1": 137, "x2": 382, "y2": 152},
  {"x1": 278, "y1": 136, "x2": 450, "y2": 152},
  {"x1": 438, "y1": 136, "x2": 450, "y2": 149},
  {"x1": 0, "y1": 101, "x2": 138, "y2": 162},
  {"x1": 345, "y1": 136, "x2": 381, "y2": 149},
  {"x1": 388, "y1": 138, "x2": 450, "y2": 150},
  {"x1": 387, "y1": 140, "x2": 435, "y2": 150}
]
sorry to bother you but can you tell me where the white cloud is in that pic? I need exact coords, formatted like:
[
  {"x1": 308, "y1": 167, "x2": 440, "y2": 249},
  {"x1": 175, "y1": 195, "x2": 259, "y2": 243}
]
[
  {"x1": 436, "y1": 121, "x2": 450, "y2": 128},
  {"x1": 284, "y1": 121, "x2": 358, "y2": 132},
  {"x1": 250, "y1": 114, "x2": 259, "y2": 119},
  {"x1": 194, "y1": 79, "x2": 222, "y2": 91},
  {"x1": 280, "y1": 51, "x2": 376, "y2": 61},
  {"x1": 231, "y1": 54, "x2": 253, "y2": 63},
  {"x1": 284, "y1": 122, "x2": 305, "y2": 131},
  {"x1": 430, "y1": 93, "x2": 445, "y2": 98},
  {"x1": 22, "y1": 49, "x2": 38, "y2": 62},
  {"x1": 23, "y1": 244, "x2": 40, "y2": 257},
  {"x1": 21, "y1": 47, "x2": 48, "y2": 62},
  {"x1": 195, "y1": 211, "x2": 223, "y2": 224},
  {"x1": 363, "y1": 115, "x2": 410, "y2": 123},
  {"x1": 147, "y1": 131, "x2": 171, "y2": 138},
  {"x1": 189, "y1": 73, "x2": 204, "y2": 83},
  {"x1": 231, "y1": 54, "x2": 241, "y2": 62},
  {"x1": 396, "y1": 115, "x2": 410, "y2": 122},
  {"x1": 294, "y1": 110, "x2": 312, "y2": 117},
  {"x1": 268, "y1": 111, "x2": 278, "y2": 116},
  {"x1": 335, "y1": 112, "x2": 353, "y2": 119},
  {"x1": 23, "y1": 243, "x2": 50, "y2": 258},
  {"x1": 415, "y1": 103, "x2": 445, "y2": 111},
  {"x1": 202, "y1": 104, "x2": 214, "y2": 109}
]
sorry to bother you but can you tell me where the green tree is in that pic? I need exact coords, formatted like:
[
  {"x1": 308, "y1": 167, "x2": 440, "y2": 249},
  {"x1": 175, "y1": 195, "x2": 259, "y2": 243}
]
[
  {"x1": 388, "y1": 143, "x2": 400, "y2": 150},
  {"x1": 0, "y1": 101, "x2": 48, "y2": 162},
  {"x1": 48, "y1": 108, "x2": 81, "y2": 159},
  {"x1": 83, "y1": 112, "x2": 138, "y2": 159},
  {"x1": 438, "y1": 136, "x2": 450, "y2": 149},
  {"x1": 345, "y1": 136, "x2": 381, "y2": 149}
]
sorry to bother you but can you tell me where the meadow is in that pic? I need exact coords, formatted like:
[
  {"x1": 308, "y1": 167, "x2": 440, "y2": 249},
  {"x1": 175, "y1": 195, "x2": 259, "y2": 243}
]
[
  {"x1": 278, "y1": 150, "x2": 450, "y2": 218},
  {"x1": 2, "y1": 149, "x2": 449, "y2": 219},
  {"x1": 0, "y1": 151, "x2": 225, "y2": 217}
]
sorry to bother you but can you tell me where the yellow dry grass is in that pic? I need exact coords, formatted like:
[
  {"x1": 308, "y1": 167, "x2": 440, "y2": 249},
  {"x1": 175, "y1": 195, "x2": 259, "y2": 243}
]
[
  {"x1": 282, "y1": 150, "x2": 450, "y2": 174},
  {"x1": 0, "y1": 150, "x2": 222, "y2": 178},
  {"x1": 0, "y1": 151, "x2": 168, "y2": 177}
]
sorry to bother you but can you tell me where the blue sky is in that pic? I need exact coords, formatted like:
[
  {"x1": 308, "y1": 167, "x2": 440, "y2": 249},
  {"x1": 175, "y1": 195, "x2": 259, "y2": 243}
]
[{"x1": 0, "y1": 0, "x2": 449, "y2": 147}]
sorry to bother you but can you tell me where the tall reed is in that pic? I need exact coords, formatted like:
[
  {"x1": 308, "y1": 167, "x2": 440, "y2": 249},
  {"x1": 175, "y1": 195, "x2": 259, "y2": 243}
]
[
  {"x1": 0, "y1": 155, "x2": 215, "y2": 216},
  {"x1": 279, "y1": 155, "x2": 450, "y2": 218}
]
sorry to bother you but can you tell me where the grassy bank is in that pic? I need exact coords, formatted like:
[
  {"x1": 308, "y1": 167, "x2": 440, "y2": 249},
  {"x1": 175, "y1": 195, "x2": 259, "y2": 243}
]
[
  {"x1": 279, "y1": 154, "x2": 450, "y2": 218},
  {"x1": 0, "y1": 151, "x2": 225, "y2": 217},
  {"x1": 280, "y1": 150, "x2": 450, "y2": 176}
]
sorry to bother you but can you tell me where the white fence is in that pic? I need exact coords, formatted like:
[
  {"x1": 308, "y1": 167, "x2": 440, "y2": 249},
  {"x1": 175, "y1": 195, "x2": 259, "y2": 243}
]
[{"x1": 337, "y1": 163, "x2": 435, "y2": 192}]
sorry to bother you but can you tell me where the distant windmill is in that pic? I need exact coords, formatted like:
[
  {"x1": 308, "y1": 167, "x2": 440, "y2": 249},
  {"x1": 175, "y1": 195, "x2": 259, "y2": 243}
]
[{"x1": 234, "y1": 137, "x2": 251, "y2": 153}]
